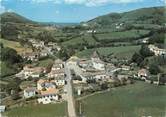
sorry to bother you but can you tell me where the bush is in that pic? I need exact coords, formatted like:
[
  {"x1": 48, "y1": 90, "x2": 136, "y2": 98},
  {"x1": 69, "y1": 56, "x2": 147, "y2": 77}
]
[
  {"x1": 100, "y1": 83, "x2": 109, "y2": 90},
  {"x1": 139, "y1": 45, "x2": 154, "y2": 58},
  {"x1": 73, "y1": 75, "x2": 82, "y2": 81},
  {"x1": 149, "y1": 63, "x2": 161, "y2": 75},
  {"x1": 86, "y1": 79, "x2": 96, "y2": 84}
]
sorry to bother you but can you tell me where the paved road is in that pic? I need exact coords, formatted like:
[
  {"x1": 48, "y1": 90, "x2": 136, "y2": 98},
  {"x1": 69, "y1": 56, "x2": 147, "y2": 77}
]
[
  {"x1": 67, "y1": 63, "x2": 83, "y2": 76},
  {"x1": 64, "y1": 63, "x2": 76, "y2": 117}
]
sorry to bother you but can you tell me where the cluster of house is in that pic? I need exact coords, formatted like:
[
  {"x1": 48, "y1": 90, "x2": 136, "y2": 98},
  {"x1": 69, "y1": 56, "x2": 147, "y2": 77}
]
[
  {"x1": 68, "y1": 51, "x2": 131, "y2": 84},
  {"x1": 78, "y1": 51, "x2": 109, "y2": 82},
  {"x1": 23, "y1": 59, "x2": 66, "y2": 104},
  {"x1": 136, "y1": 68, "x2": 166, "y2": 85},
  {"x1": 21, "y1": 52, "x2": 39, "y2": 61},
  {"x1": 86, "y1": 30, "x2": 96, "y2": 33},
  {"x1": 68, "y1": 51, "x2": 166, "y2": 87},
  {"x1": 47, "y1": 59, "x2": 65, "y2": 86},
  {"x1": 115, "y1": 23, "x2": 124, "y2": 29},
  {"x1": 16, "y1": 65, "x2": 47, "y2": 79},
  {"x1": 21, "y1": 39, "x2": 61, "y2": 61},
  {"x1": 148, "y1": 44, "x2": 166, "y2": 56}
]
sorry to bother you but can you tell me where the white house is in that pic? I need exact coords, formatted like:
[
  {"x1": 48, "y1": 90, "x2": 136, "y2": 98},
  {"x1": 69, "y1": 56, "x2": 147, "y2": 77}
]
[
  {"x1": 87, "y1": 30, "x2": 96, "y2": 33},
  {"x1": 22, "y1": 52, "x2": 39, "y2": 61},
  {"x1": 81, "y1": 70, "x2": 109, "y2": 82},
  {"x1": 148, "y1": 45, "x2": 166, "y2": 56},
  {"x1": 32, "y1": 41, "x2": 44, "y2": 49},
  {"x1": 38, "y1": 88, "x2": 59, "y2": 104},
  {"x1": 23, "y1": 65, "x2": 44, "y2": 79},
  {"x1": 78, "y1": 59, "x2": 92, "y2": 68},
  {"x1": 138, "y1": 69, "x2": 149, "y2": 80},
  {"x1": 47, "y1": 42, "x2": 57, "y2": 47},
  {"x1": 37, "y1": 79, "x2": 56, "y2": 91},
  {"x1": 55, "y1": 77, "x2": 65, "y2": 86},
  {"x1": 24, "y1": 87, "x2": 36, "y2": 98},
  {"x1": 48, "y1": 69, "x2": 65, "y2": 78},
  {"x1": 121, "y1": 65, "x2": 130, "y2": 71},
  {"x1": 52, "y1": 59, "x2": 64, "y2": 70},
  {"x1": 40, "y1": 50, "x2": 48, "y2": 57},
  {"x1": 0, "y1": 105, "x2": 6, "y2": 113},
  {"x1": 91, "y1": 51, "x2": 105, "y2": 71}
]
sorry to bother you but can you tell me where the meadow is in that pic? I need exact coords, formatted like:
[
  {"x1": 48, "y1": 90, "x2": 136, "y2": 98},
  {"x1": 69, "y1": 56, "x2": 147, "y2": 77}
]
[
  {"x1": 37, "y1": 58, "x2": 54, "y2": 67},
  {"x1": 95, "y1": 29, "x2": 150, "y2": 42},
  {"x1": 4, "y1": 103, "x2": 67, "y2": 117},
  {"x1": 0, "y1": 38, "x2": 32, "y2": 54},
  {"x1": 0, "y1": 61, "x2": 16, "y2": 77},
  {"x1": 76, "y1": 45, "x2": 141, "y2": 60},
  {"x1": 62, "y1": 34, "x2": 98, "y2": 47},
  {"x1": 80, "y1": 81, "x2": 166, "y2": 117}
]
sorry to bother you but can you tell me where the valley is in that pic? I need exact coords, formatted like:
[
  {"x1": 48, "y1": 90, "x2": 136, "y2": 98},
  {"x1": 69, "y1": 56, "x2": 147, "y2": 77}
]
[{"x1": 0, "y1": 5, "x2": 166, "y2": 117}]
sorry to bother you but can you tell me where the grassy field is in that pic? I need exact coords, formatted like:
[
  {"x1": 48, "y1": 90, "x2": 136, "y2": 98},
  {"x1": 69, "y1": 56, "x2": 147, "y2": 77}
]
[
  {"x1": 133, "y1": 24, "x2": 162, "y2": 30},
  {"x1": 0, "y1": 61, "x2": 16, "y2": 77},
  {"x1": 4, "y1": 103, "x2": 67, "y2": 117},
  {"x1": 0, "y1": 38, "x2": 32, "y2": 54},
  {"x1": 76, "y1": 45, "x2": 141, "y2": 59},
  {"x1": 96, "y1": 29, "x2": 150, "y2": 42},
  {"x1": 62, "y1": 34, "x2": 98, "y2": 47},
  {"x1": 62, "y1": 36, "x2": 85, "y2": 46},
  {"x1": 37, "y1": 58, "x2": 54, "y2": 67},
  {"x1": 80, "y1": 81, "x2": 166, "y2": 117}
]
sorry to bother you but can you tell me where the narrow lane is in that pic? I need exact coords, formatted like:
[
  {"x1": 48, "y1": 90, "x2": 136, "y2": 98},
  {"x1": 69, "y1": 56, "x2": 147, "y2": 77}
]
[{"x1": 64, "y1": 63, "x2": 76, "y2": 117}]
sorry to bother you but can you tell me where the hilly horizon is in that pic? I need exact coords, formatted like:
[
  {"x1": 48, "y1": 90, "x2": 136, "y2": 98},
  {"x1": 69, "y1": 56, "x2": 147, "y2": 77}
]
[
  {"x1": 1, "y1": 6, "x2": 165, "y2": 25},
  {"x1": 87, "y1": 6, "x2": 165, "y2": 27},
  {"x1": 0, "y1": 12, "x2": 35, "y2": 24}
]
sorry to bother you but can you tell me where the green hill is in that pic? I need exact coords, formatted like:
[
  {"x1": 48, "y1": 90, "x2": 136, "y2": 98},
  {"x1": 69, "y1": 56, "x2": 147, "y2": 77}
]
[
  {"x1": 0, "y1": 12, "x2": 35, "y2": 24},
  {"x1": 0, "y1": 12, "x2": 50, "y2": 41},
  {"x1": 87, "y1": 6, "x2": 165, "y2": 27}
]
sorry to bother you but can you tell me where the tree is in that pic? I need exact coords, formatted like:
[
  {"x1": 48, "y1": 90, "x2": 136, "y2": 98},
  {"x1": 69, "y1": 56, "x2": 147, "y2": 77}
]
[
  {"x1": 100, "y1": 82, "x2": 108, "y2": 90},
  {"x1": 1, "y1": 47, "x2": 23, "y2": 64},
  {"x1": 73, "y1": 75, "x2": 82, "y2": 81},
  {"x1": 140, "y1": 45, "x2": 154, "y2": 57},
  {"x1": 5, "y1": 78, "x2": 21, "y2": 95},
  {"x1": 149, "y1": 63, "x2": 160, "y2": 75},
  {"x1": 131, "y1": 53, "x2": 144, "y2": 66},
  {"x1": 0, "y1": 43, "x2": 4, "y2": 48},
  {"x1": 86, "y1": 79, "x2": 96, "y2": 84},
  {"x1": 57, "y1": 48, "x2": 70, "y2": 61},
  {"x1": 11, "y1": 90, "x2": 20, "y2": 100},
  {"x1": 36, "y1": 31, "x2": 55, "y2": 43},
  {"x1": 158, "y1": 74, "x2": 166, "y2": 85},
  {"x1": 149, "y1": 32, "x2": 165, "y2": 44}
]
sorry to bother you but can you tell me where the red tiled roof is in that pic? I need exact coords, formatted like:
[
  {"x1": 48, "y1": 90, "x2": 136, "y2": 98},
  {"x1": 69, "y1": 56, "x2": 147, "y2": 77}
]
[{"x1": 40, "y1": 88, "x2": 58, "y2": 95}]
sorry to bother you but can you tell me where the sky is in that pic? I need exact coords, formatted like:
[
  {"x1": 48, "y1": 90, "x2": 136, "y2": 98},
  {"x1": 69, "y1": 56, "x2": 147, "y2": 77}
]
[{"x1": 0, "y1": 0, "x2": 165, "y2": 23}]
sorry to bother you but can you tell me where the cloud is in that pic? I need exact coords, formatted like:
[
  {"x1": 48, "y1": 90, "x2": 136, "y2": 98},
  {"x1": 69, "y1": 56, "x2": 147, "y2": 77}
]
[
  {"x1": 64, "y1": 0, "x2": 144, "y2": 6},
  {"x1": 0, "y1": 4, "x2": 13, "y2": 14},
  {"x1": 160, "y1": 0, "x2": 166, "y2": 3},
  {"x1": 64, "y1": 0, "x2": 85, "y2": 4},
  {"x1": 19, "y1": 0, "x2": 61, "y2": 4},
  {"x1": 0, "y1": 4, "x2": 6, "y2": 13},
  {"x1": 3, "y1": 0, "x2": 144, "y2": 6},
  {"x1": 0, "y1": 0, "x2": 10, "y2": 14}
]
